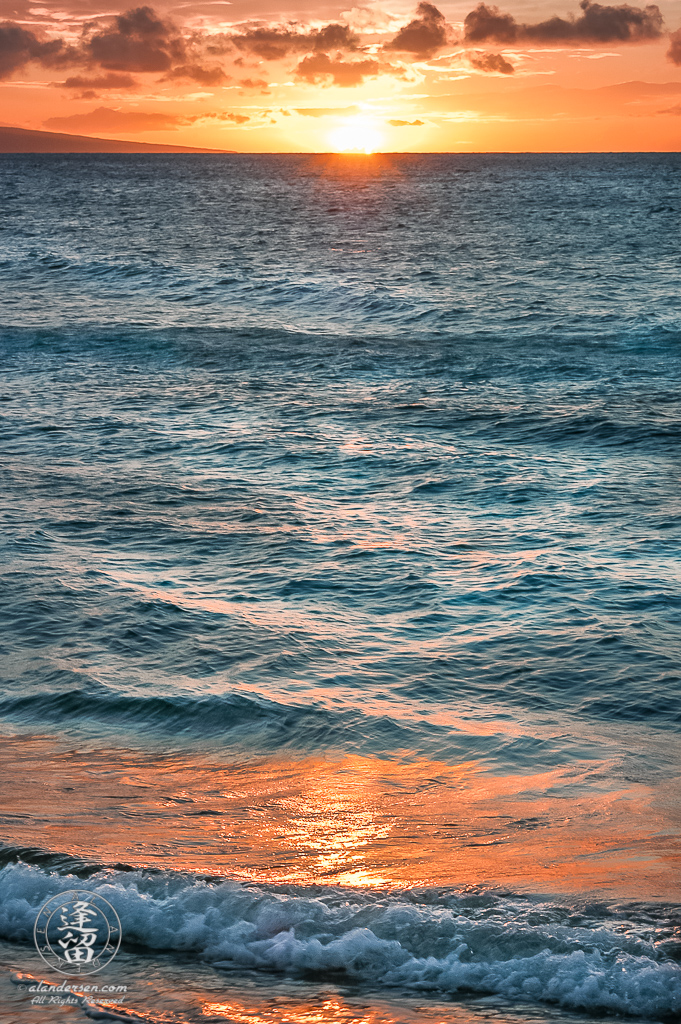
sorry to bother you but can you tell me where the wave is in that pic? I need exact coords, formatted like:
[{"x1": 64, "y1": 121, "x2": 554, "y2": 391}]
[
  {"x1": 2, "y1": 322, "x2": 680, "y2": 463},
  {"x1": 0, "y1": 686, "x2": 414, "y2": 751},
  {"x1": 3, "y1": 245, "x2": 681, "y2": 342},
  {"x1": 0, "y1": 685, "x2": 594, "y2": 771},
  {"x1": 1, "y1": 251, "x2": 455, "y2": 337},
  {"x1": 3, "y1": 153, "x2": 681, "y2": 343},
  {"x1": 1, "y1": 852, "x2": 679, "y2": 1018}
]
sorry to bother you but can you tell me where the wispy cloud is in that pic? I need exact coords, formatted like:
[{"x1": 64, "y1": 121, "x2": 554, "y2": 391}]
[
  {"x1": 44, "y1": 103, "x2": 250, "y2": 132},
  {"x1": 294, "y1": 105, "x2": 362, "y2": 116},
  {"x1": 55, "y1": 72, "x2": 138, "y2": 89}
]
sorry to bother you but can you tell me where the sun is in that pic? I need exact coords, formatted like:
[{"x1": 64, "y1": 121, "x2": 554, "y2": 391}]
[{"x1": 328, "y1": 119, "x2": 383, "y2": 154}]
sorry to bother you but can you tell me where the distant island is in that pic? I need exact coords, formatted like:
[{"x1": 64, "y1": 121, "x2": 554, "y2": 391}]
[{"x1": 0, "y1": 126, "x2": 235, "y2": 154}]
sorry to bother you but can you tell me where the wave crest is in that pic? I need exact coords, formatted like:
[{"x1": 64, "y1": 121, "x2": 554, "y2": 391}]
[{"x1": 1, "y1": 858, "x2": 679, "y2": 1018}]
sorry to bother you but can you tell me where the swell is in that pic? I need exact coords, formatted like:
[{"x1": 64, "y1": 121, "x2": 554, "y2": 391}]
[
  {"x1": 0, "y1": 687, "x2": 398, "y2": 749},
  {"x1": 3, "y1": 562, "x2": 681, "y2": 738},
  {"x1": 0, "y1": 253, "x2": 458, "y2": 336},
  {"x1": 2, "y1": 251, "x2": 681, "y2": 341},
  {"x1": 0, "y1": 852, "x2": 679, "y2": 1018},
  {"x1": 3, "y1": 153, "x2": 681, "y2": 341},
  {"x1": 0, "y1": 685, "x2": 601, "y2": 771},
  {"x1": 1, "y1": 324, "x2": 680, "y2": 460}
]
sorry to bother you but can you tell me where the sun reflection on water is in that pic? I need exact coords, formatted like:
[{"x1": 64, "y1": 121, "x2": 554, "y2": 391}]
[
  {"x1": 202, "y1": 996, "x2": 393, "y2": 1024},
  {"x1": 1, "y1": 733, "x2": 679, "y2": 896}
]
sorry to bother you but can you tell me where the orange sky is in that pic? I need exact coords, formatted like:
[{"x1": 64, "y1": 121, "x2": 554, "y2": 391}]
[{"x1": 2, "y1": 0, "x2": 681, "y2": 150}]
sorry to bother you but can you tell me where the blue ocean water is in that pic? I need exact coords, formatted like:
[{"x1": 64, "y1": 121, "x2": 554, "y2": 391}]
[{"x1": 0, "y1": 153, "x2": 680, "y2": 1023}]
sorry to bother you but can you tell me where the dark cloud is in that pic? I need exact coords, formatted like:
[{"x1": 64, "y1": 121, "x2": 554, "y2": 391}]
[
  {"x1": 463, "y1": 1, "x2": 664, "y2": 45},
  {"x1": 85, "y1": 6, "x2": 185, "y2": 72},
  {"x1": 469, "y1": 51, "x2": 514, "y2": 72},
  {"x1": 57, "y1": 73, "x2": 137, "y2": 90},
  {"x1": 0, "y1": 8, "x2": 209, "y2": 83},
  {"x1": 0, "y1": 7, "x2": 389, "y2": 89},
  {"x1": 388, "y1": 118, "x2": 424, "y2": 125},
  {"x1": 226, "y1": 22, "x2": 358, "y2": 61},
  {"x1": 294, "y1": 52, "x2": 381, "y2": 87},
  {"x1": 315, "y1": 24, "x2": 360, "y2": 51},
  {"x1": 163, "y1": 63, "x2": 228, "y2": 85},
  {"x1": 464, "y1": 4, "x2": 517, "y2": 43},
  {"x1": 668, "y1": 27, "x2": 681, "y2": 64},
  {"x1": 0, "y1": 21, "x2": 65, "y2": 79},
  {"x1": 221, "y1": 26, "x2": 302, "y2": 61},
  {"x1": 1, "y1": 8, "x2": 230, "y2": 84},
  {"x1": 385, "y1": 2, "x2": 448, "y2": 56}
]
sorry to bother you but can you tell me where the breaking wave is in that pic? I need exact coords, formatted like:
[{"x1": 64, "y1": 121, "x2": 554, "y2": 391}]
[{"x1": 1, "y1": 854, "x2": 680, "y2": 1018}]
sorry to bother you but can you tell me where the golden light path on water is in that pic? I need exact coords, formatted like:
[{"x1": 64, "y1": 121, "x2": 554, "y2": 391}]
[{"x1": 1, "y1": 733, "x2": 679, "y2": 897}]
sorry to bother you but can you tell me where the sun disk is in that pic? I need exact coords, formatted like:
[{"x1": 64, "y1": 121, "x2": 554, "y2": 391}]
[{"x1": 328, "y1": 120, "x2": 383, "y2": 154}]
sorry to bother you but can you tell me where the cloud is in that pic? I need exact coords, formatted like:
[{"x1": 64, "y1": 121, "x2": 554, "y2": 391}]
[
  {"x1": 226, "y1": 22, "x2": 359, "y2": 61},
  {"x1": 0, "y1": 8, "x2": 202, "y2": 83},
  {"x1": 463, "y1": 1, "x2": 664, "y2": 45},
  {"x1": 340, "y1": 6, "x2": 400, "y2": 33},
  {"x1": 45, "y1": 106, "x2": 183, "y2": 133},
  {"x1": 3, "y1": 5, "x2": 449, "y2": 93},
  {"x1": 44, "y1": 106, "x2": 251, "y2": 134},
  {"x1": 295, "y1": 106, "x2": 361, "y2": 116},
  {"x1": 388, "y1": 118, "x2": 424, "y2": 124},
  {"x1": 57, "y1": 73, "x2": 137, "y2": 90},
  {"x1": 464, "y1": 4, "x2": 517, "y2": 43},
  {"x1": 189, "y1": 111, "x2": 251, "y2": 124},
  {"x1": 314, "y1": 23, "x2": 361, "y2": 51},
  {"x1": 85, "y1": 6, "x2": 185, "y2": 72},
  {"x1": 239, "y1": 77, "x2": 269, "y2": 89},
  {"x1": 469, "y1": 50, "x2": 514, "y2": 72},
  {"x1": 0, "y1": 21, "x2": 66, "y2": 79},
  {"x1": 668, "y1": 28, "x2": 681, "y2": 64},
  {"x1": 294, "y1": 52, "x2": 381, "y2": 86},
  {"x1": 423, "y1": 80, "x2": 681, "y2": 121},
  {"x1": 385, "y1": 2, "x2": 448, "y2": 56},
  {"x1": 213, "y1": 112, "x2": 249, "y2": 123},
  {"x1": 163, "y1": 63, "x2": 228, "y2": 85}
]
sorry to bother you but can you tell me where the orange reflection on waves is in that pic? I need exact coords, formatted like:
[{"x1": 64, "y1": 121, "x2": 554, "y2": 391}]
[
  {"x1": 200, "y1": 991, "x2": 549, "y2": 1024},
  {"x1": 202, "y1": 995, "x2": 402, "y2": 1024},
  {"x1": 200, "y1": 993, "x2": 471, "y2": 1024},
  {"x1": 1, "y1": 734, "x2": 680, "y2": 898}
]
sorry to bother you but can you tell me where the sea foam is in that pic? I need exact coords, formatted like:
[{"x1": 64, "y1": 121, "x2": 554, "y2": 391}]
[{"x1": 1, "y1": 860, "x2": 679, "y2": 1018}]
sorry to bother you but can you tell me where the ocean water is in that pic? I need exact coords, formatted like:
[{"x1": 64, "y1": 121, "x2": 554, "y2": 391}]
[{"x1": 0, "y1": 153, "x2": 680, "y2": 1023}]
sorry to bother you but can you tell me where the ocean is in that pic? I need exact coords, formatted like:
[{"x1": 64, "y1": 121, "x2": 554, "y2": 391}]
[{"x1": 0, "y1": 152, "x2": 679, "y2": 1023}]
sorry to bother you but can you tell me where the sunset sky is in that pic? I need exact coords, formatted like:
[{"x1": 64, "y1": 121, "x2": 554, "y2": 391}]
[{"x1": 2, "y1": 0, "x2": 681, "y2": 150}]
